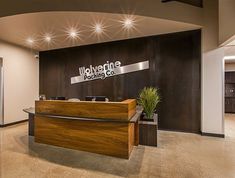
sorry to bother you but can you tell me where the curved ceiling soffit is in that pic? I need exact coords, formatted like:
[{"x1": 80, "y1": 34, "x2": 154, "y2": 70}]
[
  {"x1": 0, "y1": 0, "x2": 203, "y2": 26},
  {"x1": 0, "y1": 11, "x2": 201, "y2": 51}
]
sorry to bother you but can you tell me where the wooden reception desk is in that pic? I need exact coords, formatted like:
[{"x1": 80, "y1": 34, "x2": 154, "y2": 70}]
[{"x1": 34, "y1": 99, "x2": 140, "y2": 159}]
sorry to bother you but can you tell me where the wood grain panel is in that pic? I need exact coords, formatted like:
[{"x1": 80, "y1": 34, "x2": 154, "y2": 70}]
[
  {"x1": 35, "y1": 116, "x2": 135, "y2": 159},
  {"x1": 134, "y1": 121, "x2": 139, "y2": 146},
  {"x1": 128, "y1": 123, "x2": 135, "y2": 156},
  {"x1": 36, "y1": 100, "x2": 136, "y2": 120},
  {"x1": 122, "y1": 99, "x2": 137, "y2": 119}
]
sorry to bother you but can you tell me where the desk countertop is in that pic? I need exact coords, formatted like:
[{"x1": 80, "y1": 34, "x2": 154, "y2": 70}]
[
  {"x1": 23, "y1": 106, "x2": 143, "y2": 123},
  {"x1": 23, "y1": 107, "x2": 35, "y2": 114}
]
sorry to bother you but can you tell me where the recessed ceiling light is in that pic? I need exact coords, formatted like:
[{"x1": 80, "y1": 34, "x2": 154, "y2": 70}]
[
  {"x1": 88, "y1": 21, "x2": 109, "y2": 40},
  {"x1": 44, "y1": 35, "x2": 52, "y2": 43},
  {"x1": 68, "y1": 28, "x2": 79, "y2": 39},
  {"x1": 70, "y1": 31, "x2": 77, "y2": 38},
  {"x1": 121, "y1": 16, "x2": 136, "y2": 30},
  {"x1": 94, "y1": 23, "x2": 103, "y2": 34},
  {"x1": 123, "y1": 18, "x2": 134, "y2": 29}
]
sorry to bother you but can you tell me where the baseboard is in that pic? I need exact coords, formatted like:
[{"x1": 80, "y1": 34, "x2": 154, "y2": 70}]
[
  {"x1": 159, "y1": 128, "x2": 201, "y2": 134},
  {"x1": 159, "y1": 129, "x2": 225, "y2": 138},
  {"x1": 0, "y1": 119, "x2": 28, "y2": 127},
  {"x1": 201, "y1": 132, "x2": 225, "y2": 138}
]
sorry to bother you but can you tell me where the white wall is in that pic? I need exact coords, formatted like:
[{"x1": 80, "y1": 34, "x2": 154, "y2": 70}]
[
  {"x1": 202, "y1": 48, "x2": 224, "y2": 134},
  {"x1": 201, "y1": 0, "x2": 225, "y2": 135},
  {"x1": 0, "y1": 41, "x2": 39, "y2": 124}
]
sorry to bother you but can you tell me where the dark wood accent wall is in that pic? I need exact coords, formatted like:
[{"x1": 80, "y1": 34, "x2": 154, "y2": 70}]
[{"x1": 39, "y1": 30, "x2": 201, "y2": 133}]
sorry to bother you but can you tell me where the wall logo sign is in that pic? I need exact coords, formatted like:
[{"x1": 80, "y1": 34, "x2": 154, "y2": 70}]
[{"x1": 71, "y1": 60, "x2": 149, "y2": 84}]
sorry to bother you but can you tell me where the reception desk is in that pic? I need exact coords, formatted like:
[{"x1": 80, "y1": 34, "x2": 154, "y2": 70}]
[{"x1": 34, "y1": 99, "x2": 140, "y2": 159}]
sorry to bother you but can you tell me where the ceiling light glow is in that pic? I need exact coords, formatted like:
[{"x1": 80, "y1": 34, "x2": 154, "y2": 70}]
[
  {"x1": 123, "y1": 18, "x2": 134, "y2": 29},
  {"x1": 89, "y1": 21, "x2": 109, "y2": 40},
  {"x1": 44, "y1": 35, "x2": 52, "y2": 43},
  {"x1": 94, "y1": 24, "x2": 103, "y2": 34},
  {"x1": 69, "y1": 29, "x2": 78, "y2": 38},
  {"x1": 120, "y1": 15, "x2": 136, "y2": 30}
]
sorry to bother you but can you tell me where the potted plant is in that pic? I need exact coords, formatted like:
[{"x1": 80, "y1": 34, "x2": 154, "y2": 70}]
[{"x1": 138, "y1": 87, "x2": 160, "y2": 146}]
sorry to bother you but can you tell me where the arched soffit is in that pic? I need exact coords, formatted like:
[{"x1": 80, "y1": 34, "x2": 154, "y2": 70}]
[{"x1": 0, "y1": 0, "x2": 203, "y2": 26}]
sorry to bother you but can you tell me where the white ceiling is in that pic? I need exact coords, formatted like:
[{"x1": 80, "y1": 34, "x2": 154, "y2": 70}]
[{"x1": 0, "y1": 12, "x2": 200, "y2": 51}]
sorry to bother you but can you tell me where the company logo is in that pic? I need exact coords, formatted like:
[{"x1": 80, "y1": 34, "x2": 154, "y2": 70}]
[
  {"x1": 71, "y1": 60, "x2": 149, "y2": 84},
  {"x1": 78, "y1": 61, "x2": 121, "y2": 81}
]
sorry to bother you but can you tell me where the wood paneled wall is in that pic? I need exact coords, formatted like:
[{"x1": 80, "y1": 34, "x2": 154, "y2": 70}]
[{"x1": 39, "y1": 30, "x2": 201, "y2": 133}]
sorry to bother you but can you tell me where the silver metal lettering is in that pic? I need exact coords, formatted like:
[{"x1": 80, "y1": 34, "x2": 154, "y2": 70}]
[{"x1": 71, "y1": 60, "x2": 149, "y2": 84}]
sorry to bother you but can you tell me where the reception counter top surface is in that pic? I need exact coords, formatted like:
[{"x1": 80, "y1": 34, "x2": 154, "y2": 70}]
[
  {"x1": 23, "y1": 107, "x2": 35, "y2": 114},
  {"x1": 23, "y1": 106, "x2": 142, "y2": 123}
]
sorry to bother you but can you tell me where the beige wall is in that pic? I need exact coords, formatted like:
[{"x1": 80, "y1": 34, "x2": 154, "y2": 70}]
[
  {"x1": 219, "y1": 0, "x2": 235, "y2": 45},
  {"x1": 202, "y1": 0, "x2": 219, "y2": 52},
  {"x1": 224, "y1": 46, "x2": 235, "y2": 56},
  {"x1": 0, "y1": 41, "x2": 39, "y2": 124}
]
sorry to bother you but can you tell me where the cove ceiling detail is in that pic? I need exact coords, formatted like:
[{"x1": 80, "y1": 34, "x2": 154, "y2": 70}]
[
  {"x1": 162, "y1": 0, "x2": 203, "y2": 7},
  {"x1": 0, "y1": 12, "x2": 200, "y2": 51}
]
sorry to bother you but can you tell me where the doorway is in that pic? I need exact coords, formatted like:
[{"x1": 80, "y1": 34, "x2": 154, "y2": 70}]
[
  {"x1": 224, "y1": 58, "x2": 235, "y2": 138},
  {"x1": 0, "y1": 58, "x2": 3, "y2": 126}
]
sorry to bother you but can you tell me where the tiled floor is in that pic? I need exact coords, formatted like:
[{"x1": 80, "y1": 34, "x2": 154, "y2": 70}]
[
  {"x1": 0, "y1": 121, "x2": 235, "y2": 178},
  {"x1": 225, "y1": 114, "x2": 235, "y2": 138}
]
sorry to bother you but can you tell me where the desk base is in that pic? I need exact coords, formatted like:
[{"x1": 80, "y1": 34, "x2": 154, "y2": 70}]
[{"x1": 35, "y1": 116, "x2": 138, "y2": 159}]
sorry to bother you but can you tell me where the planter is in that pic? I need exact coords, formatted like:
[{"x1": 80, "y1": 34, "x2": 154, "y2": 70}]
[{"x1": 139, "y1": 114, "x2": 158, "y2": 146}]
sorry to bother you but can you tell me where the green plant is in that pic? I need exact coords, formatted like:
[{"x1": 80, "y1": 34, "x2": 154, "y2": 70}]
[{"x1": 138, "y1": 87, "x2": 160, "y2": 120}]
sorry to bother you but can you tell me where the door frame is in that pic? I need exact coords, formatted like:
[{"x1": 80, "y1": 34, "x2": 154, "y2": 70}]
[
  {"x1": 0, "y1": 57, "x2": 3, "y2": 125},
  {"x1": 223, "y1": 56, "x2": 235, "y2": 137}
]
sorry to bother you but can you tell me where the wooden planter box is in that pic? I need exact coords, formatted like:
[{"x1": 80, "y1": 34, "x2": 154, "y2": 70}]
[{"x1": 139, "y1": 114, "x2": 158, "y2": 146}]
